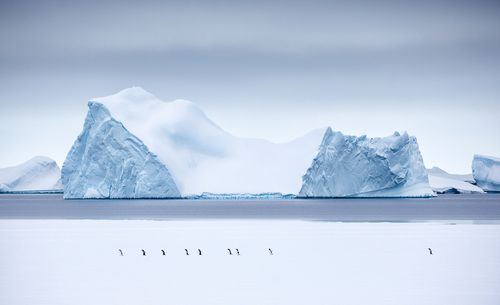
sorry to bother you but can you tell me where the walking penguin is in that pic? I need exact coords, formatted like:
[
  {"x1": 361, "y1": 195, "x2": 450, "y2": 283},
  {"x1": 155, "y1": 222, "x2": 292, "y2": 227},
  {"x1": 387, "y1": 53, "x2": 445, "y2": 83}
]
[
  {"x1": 141, "y1": 249, "x2": 146, "y2": 256},
  {"x1": 185, "y1": 249, "x2": 189, "y2": 255},
  {"x1": 161, "y1": 249, "x2": 166, "y2": 256},
  {"x1": 236, "y1": 248, "x2": 240, "y2": 255},
  {"x1": 268, "y1": 248, "x2": 273, "y2": 255},
  {"x1": 118, "y1": 249, "x2": 123, "y2": 256},
  {"x1": 428, "y1": 248, "x2": 433, "y2": 255},
  {"x1": 198, "y1": 249, "x2": 202, "y2": 255},
  {"x1": 227, "y1": 248, "x2": 233, "y2": 255}
]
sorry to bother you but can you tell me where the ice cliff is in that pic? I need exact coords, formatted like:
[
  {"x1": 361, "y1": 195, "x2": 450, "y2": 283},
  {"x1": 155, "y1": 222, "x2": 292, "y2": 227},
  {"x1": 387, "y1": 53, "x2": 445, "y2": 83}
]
[
  {"x1": 0, "y1": 156, "x2": 62, "y2": 192},
  {"x1": 61, "y1": 102, "x2": 180, "y2": 199},
  {"x1": 472, "y1": 154, "x2": 500, "y2": 192},
  {"x1": 299, "y1": 128, "x2": 433, "y2": 197}
]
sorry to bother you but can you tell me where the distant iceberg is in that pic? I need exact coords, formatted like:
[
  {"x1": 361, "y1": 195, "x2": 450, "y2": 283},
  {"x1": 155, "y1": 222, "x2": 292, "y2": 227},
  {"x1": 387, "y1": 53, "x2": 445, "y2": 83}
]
[
  {"x1": 472, "y1": 155, "x2": 500, "y2": 192},
  {"x1": 299, "y1": 128, "x2": 434, "y2": 197},
  {"x1": 0, "y1": 156, "x2": 62, "y2": 193}
]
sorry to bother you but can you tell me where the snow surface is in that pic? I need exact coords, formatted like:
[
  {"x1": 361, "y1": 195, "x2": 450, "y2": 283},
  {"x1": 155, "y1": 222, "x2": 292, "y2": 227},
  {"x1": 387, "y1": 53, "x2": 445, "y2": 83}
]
[
  {"x1": 299, "y1": 128, "x2": 433, "y2": 197},
  {"x1": 62, "y1": 102, "x2": 180, "y2": 199},
  {"x1": 427, "y1": 167, "x2": 483, "y2": 194},
  {"x1": 427, "y1": 166, "x2": 474, "y2": 182},
  {"x1": 0, "y1": 156, "x2": 62, "y2": 192},
  {"x1": 472, "y1": 154, "x2": 500, "y2": 192},
  {"x1": 88, "y1": 87, "x2": 326, "y2": 195},
  {"x1": 1, "y1": 220, "x2": 500, "y2": 305}
]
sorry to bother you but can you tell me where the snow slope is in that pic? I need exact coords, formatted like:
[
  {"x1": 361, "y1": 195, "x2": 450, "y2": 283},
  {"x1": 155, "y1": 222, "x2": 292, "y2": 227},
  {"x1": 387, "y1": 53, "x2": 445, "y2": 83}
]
[
  {"x1": 2, "y1": 220, "x2": 500, "y2": 305},
  {"x1": 427, "y1": 166, "x2": 474, "y2": 182},
  {"x1": 472, "y1": 154, "x2": 500, "y2": 192},
  {"x1": 0, "y1": 156, "x2": 62, "y2": 192},
  {"x1": 427, "y1": 167, "x2": 483, "y2": 194},
  {"x1": 62, "y1": 102, "x2": 180, "y2": 199},
  {"x1": 86, "y1": 87, "x2": 325, "y2": 195},
  {"x1": 299, "y1": 128, "x2": 433, "y2": 197}
]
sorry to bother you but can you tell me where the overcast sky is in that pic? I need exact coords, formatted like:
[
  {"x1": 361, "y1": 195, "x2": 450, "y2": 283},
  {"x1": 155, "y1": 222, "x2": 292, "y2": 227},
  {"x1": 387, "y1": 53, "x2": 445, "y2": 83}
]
[{"x1": 1, "y1": 0, "x2": 499, "y2": 173}]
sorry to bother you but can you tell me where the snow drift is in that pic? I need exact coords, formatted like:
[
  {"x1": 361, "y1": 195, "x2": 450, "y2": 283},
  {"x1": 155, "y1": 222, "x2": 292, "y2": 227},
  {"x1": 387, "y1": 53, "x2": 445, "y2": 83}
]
[
  {"x1": 299, "y1": 128, "x2": 433, "y2": 197},
  {"x1": 472, "y1": 155, "x2": 500, "y2": 192},
  {"x1": 62, "y1": 87, "x2": 433, "y2": 198},
  {"x1": 0, "y1": 156, "x2": 62, "y2": 192},
  {"x1": 427, "y1": 167, "x2": 483, "y2": 194},
  {"x1": 62, "y1": 102, "x2": 180, "y2": 199}
]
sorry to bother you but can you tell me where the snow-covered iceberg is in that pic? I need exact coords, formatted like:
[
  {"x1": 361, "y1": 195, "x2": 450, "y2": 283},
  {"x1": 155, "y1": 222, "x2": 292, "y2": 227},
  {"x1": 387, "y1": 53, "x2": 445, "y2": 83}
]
[
  {"x1": 62, "y1": 102, "x2": 180, "y2": 199},
  {"x1": 427, "y1": 167, "x2": 483, "y2": 194},
  {"x1": 299, "y1": 128, "x2": 433, "y2": 197},
  {"x1": 62, "y1": 87, "x2": 325, "y2": 198},
  {"x1": 472, "y1": 154, "x2": 500, "y2": 192},
  {"x1": 63, "y1": 87, "x2": 435, "y2": 198},
  {"x1": 0, "y1": 156, "x2": 62, "y2": 192}
]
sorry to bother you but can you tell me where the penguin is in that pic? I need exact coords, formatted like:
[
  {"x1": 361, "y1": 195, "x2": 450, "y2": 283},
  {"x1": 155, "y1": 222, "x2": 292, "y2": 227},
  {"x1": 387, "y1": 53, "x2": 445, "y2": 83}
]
[
  {"x1": 198, "y1": 249, "x2": 202, "y2": 255},
  {"x1": 227, "y1": 248, "x2": 233, "y2": 255},
  {"x1": 118, "y1": 249, "x2": 123, "y2": 256},
  {"x1": 268, "y1": 248, "x2": 273, "y2": 255},
  {"x1": 428, "y1": 248, "x2": 433, "y2": 255},
  {"x1": 185, "y1": 249, "x2": 189, "y2": 255},
  {"x1": 161, "y1": 249, "x2": 166, "y2": 256},
  {"x1": 236, "y1": 248, "x2": 240, "y2": 256},
  {"x1": 141, "y1": 249, "x2": 146, "y2": 256}
]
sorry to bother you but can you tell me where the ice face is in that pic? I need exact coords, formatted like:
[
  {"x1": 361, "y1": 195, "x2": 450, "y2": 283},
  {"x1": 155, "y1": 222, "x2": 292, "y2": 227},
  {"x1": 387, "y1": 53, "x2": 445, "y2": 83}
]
[
  {"x1": 61, "y1": 102, "x2": 180, "y2": 199},
  {"x1": 427, "y1": 167, "x2": 482, "y2": 194},
  {"x1": 0, "y1": 156, "x2": 62, "y2": 192},
  {"x1": 299, "y1": 128, "x2": 433, "y2": 197},
  {"x1": 472, "y1": 154, "x2": 500, "y2": 192}
]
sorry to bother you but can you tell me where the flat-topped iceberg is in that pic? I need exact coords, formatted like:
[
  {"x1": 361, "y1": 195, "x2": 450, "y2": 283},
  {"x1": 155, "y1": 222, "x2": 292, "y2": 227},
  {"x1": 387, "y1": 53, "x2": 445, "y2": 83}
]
[
  {"x1": 472, "y1": 154, "x2": 500, "y2": 192},
  {"x1": 0, "y1": 156, "x2": 62, "y2": 192},
  {"x1": 299, "y1": 128, "x2": 433, "y2": 197},
  {"x1": 62, "y1": 102, "x2": 180, "y2": 199}
]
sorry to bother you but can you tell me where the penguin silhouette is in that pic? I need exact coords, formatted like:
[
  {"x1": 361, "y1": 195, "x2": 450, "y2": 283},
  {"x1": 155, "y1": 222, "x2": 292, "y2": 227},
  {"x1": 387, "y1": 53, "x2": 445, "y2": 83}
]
[
  {"x1": 118, "y1": 249, "x2": 123, "y2": 256},
  {"x1": 236, "y1": 248, "x2": 240, "y2": 255},
  {"x1": 227, "y1": 248, "x2": 233, "y2": 255},
  {"x1": 268, "y1": 248, "x2": 273, "y2": 255},
  {"x1": 185, "y1": 249, "x2": 189, "y2": 255},
  {"x1": 198, "y1": 249, "x2": 202, "y2": 255},
  {"x1": 161, "y1": 249, "x2": 166, "y2": 256},
  {"x1": 141, "y1": 249, "x2": 146, "y2": 256},
  {"x1": 428, "y1": 248, "x2": 433, "y2": 255}
]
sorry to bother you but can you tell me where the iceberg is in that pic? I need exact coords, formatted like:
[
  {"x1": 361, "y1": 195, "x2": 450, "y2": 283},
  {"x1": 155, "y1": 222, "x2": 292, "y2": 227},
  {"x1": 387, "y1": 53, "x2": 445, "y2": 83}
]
[
  {"x1": 61, "y1": 102, "x2": 180, "y2": 199},
  {"x1": 62, "y1": 87, "x2": 324, "y2": 198},
  {"x1": 427, "y1": 167, "x2": 483, "y2": 194},
  {"x1": 472, "y1": 154, "x2": 500, "y2": 192},
  {"x1": 62, "y1": 87, "x2": 435, "y2": 198},
  {"x1": 0, "y1": 156, "x2": 62, "y2": 192},
  {"x1": 299, "y1": 128, "x2": 433, "y2": 197}
]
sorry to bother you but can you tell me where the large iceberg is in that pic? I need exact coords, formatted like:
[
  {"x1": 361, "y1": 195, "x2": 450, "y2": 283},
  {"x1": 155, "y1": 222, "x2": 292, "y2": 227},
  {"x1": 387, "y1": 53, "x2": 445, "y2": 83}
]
[
  {"x1": 62, "y1": 102, "x2": 180, "y2": 199},
  {"x1": 0, "y1": 156, "x2": 62, "y2": 192},
  {"x1": 299, "y1": 128, "x2": 433, "y2": 197},
  {"x1": 427, "y1": 167, "x2": 483, "y2": 194},
  {"x1": 472, "y1": 154, "x2": 500, "y2": 192},
  {"x1": 63, "y1": 87, "x2": 434, "y2": 198},
  {"x1": 62, "y1": 87, "x2": 325, "y2": 198}
]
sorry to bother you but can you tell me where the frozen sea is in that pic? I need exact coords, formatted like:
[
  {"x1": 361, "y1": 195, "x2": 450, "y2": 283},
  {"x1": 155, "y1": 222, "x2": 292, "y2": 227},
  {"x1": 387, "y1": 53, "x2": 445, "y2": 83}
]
[
  {"x1": 2, "y1": 194, "x2": 500, "y2": 305},
  {"x1": 0, "y1": 193, "x2": 500, "y2": 221}
]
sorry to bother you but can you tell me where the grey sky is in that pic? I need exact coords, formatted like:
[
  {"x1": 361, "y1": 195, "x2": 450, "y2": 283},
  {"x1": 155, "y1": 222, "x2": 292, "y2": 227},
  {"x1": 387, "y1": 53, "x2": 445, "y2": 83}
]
[{"x1": 1, "y1": 0, "x2": 499, "y2": 173}]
